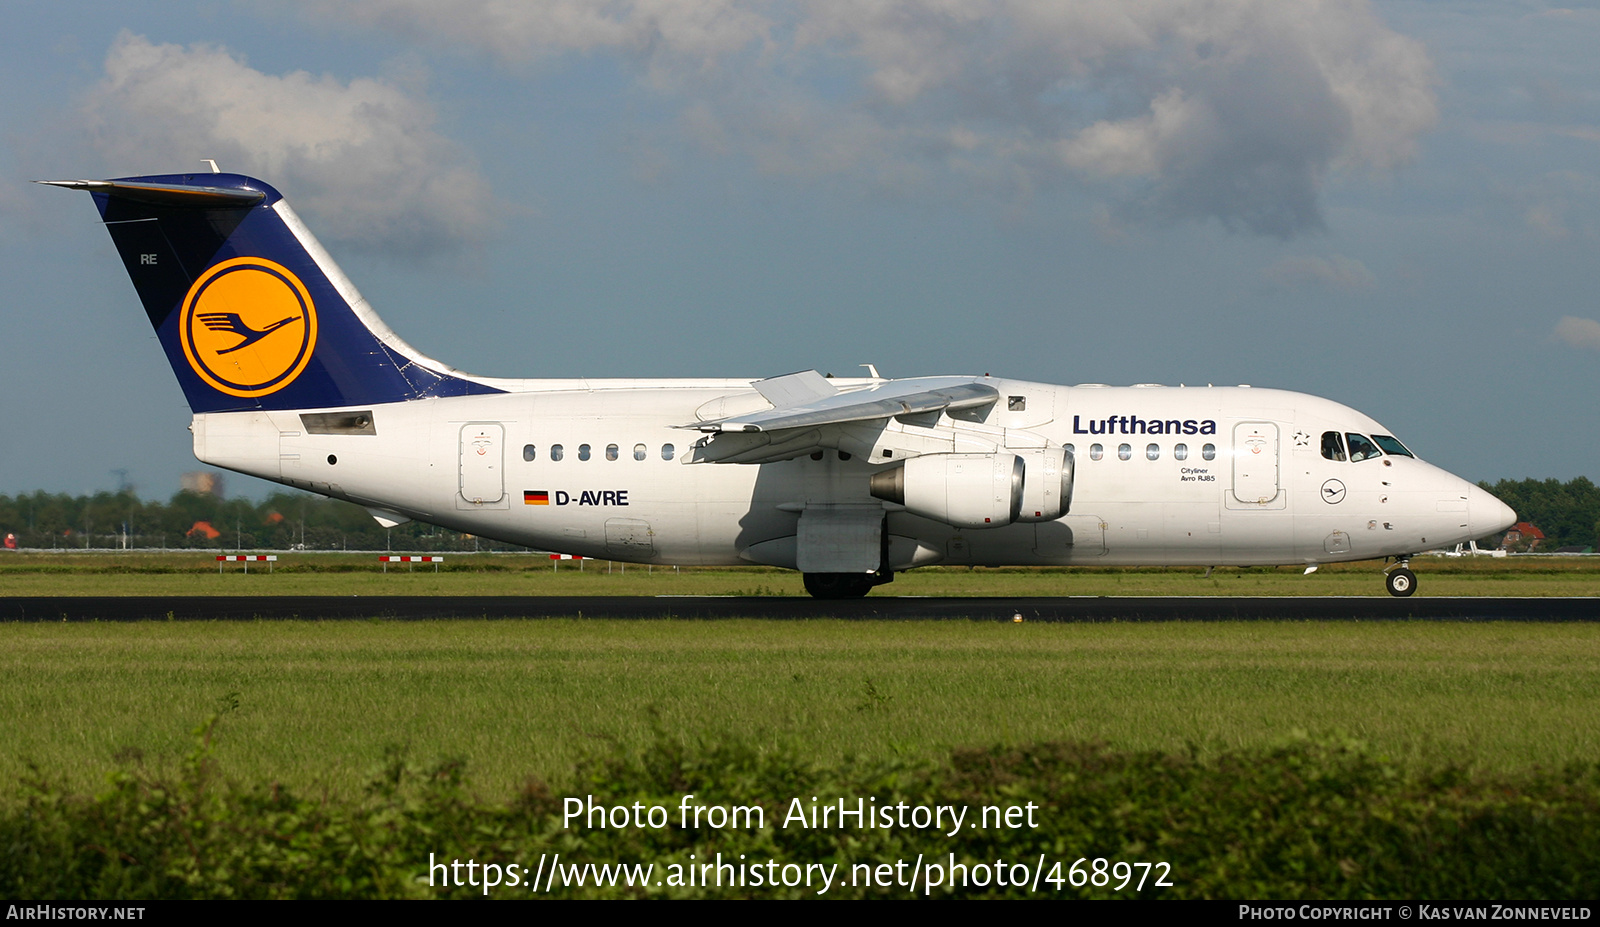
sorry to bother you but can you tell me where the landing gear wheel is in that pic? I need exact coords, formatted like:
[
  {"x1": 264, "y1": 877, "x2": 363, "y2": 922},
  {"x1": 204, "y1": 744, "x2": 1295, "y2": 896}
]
[
  {"x1": 1386, "y1": 567, "x2": 1417, "y2": 598},
  {"x1": 803, "y1": 572, "x2": 877, "y2": 599}
]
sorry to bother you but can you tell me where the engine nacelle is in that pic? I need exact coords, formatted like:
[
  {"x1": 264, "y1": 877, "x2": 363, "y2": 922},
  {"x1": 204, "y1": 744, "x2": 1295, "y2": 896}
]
[
  {"x1": 869, "y1": 453, "x2": 1024, "y2": 529},
  {"x1": 1014, "y1": 446, "x2": 1074, "y2": 523}
]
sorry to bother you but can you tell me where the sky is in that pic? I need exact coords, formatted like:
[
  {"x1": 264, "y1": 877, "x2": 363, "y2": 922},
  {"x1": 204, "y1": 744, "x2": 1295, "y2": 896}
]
[{"x1": 1, "y1": 0, "x2": 1596, "y2": 500}]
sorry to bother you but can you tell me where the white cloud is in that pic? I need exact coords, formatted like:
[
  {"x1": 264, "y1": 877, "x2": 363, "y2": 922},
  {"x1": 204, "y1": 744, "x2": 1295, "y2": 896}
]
[
  {"x1": 1510, "y1": 171, "x2": 1600, "y2": 241},
  {"x1": 1263, "y1": 255, "x2": 1377, "y2": 291},
  {"x1": 0, "y1": 173, "x2": 26, "y2": 222},
  {"x1": 295, "y1": 0, "x2": 1438, "y2": 238},
  {"x1": 1525, "y1": 203, "x2": 1569, "y2": 240},
  {"x1": 1554, "y1": 316, "x2": 1600, "y2": 350},
  {"x1": 295, "y1": 0, "x2": 770, "y2": 68},
  {"x1": 1531, "y1": 8, "x2": 1600, "y2": 25},
  {"x1": 81, "y1": 32, "x2": 493, "y2": 257}
]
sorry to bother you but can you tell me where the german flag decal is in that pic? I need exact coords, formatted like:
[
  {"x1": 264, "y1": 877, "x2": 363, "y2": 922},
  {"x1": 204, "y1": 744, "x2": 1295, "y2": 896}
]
[{"x1": 524, "y1": 490, "x2": 549, "y2": 505}]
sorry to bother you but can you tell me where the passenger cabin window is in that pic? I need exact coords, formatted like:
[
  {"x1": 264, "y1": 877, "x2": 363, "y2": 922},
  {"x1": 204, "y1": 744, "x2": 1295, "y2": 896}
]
[
  {"x1": 551, "y1": 444, "x2": 564, "y2": 461},
  {"x1": 633, "y1": 443, "x2": 647, "y2": 461},
  {"x1": 1346, "y1": 433, "x2": 1382, "y2": 462},
  {"x1": 578, "y1": 444, "x2": 591, "y2": 461},
  {"x1": 606, "y1": 444, "x2": 619, "y2": 461},
  {"x1": 1065, "y1": 444, "x2": 1075, "y2": 456},
  {"x1": 1371, "y1": 435, "x2": 1414, "y2": 458},
  {"x1": 523, "y1": 444, "x2": 537, "y2": 462},
  {"x1": 1321, "y1": 431, "x2": 1346, "y2": 462},
  {"x1": 1117, "y1": 443, "x2": 1132, "y2": 461},
  {"x1": 1146, "y1": 443, "x2": 1160, "y2": 461},
  {"x1": 662, "y1": 444, "x2": 675, "y2": 461},
  {"x1": 1202, "y1": 444, "x2": 1216, "y2": 461},
  {"x1": 1008, "y1": 396, "x2": 1026, "y2": 411},
  {"x1": 1174, "y1": 443, "x2": 1188, "y2": 461},
  {"x1": 1090, "y1": 444, "x2": 1104, "y2": 461}
]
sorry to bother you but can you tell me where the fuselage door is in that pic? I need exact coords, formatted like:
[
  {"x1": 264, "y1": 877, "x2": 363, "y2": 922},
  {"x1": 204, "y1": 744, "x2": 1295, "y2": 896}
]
[
  {"x1": 459, "y1": 423, "x2": 505, "y2": 507},
  {"x1": 606, "y1": 518, "x2": 656, "y2": 560},
  {"x1": 1230, "y1": 422, "x2": 1281, "y2": 506}
]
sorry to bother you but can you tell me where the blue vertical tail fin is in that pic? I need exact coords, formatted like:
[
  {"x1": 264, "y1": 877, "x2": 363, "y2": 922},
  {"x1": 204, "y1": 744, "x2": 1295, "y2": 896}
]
[{"x1": 40, "y1": 172, "x2": 503, "y2": 413}]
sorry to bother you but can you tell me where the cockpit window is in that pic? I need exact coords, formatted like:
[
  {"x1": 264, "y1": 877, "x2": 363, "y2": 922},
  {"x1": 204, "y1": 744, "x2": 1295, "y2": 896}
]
[
  {"x1": 1370, "y1": 434, "x2": 1413, "y2": 458},
  {"x1": 1346, "y1": 433, "x2": 1382, "y2": 462},
  {"x1": 1321, "y1": 431, "x2": 1346, "y2": 462}
]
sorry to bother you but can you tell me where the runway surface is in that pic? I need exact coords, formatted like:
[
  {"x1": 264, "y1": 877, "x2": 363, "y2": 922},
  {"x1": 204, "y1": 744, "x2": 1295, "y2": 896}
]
[{"x1": 2, "y1": 596, "x2": 1595, "y2": 622}]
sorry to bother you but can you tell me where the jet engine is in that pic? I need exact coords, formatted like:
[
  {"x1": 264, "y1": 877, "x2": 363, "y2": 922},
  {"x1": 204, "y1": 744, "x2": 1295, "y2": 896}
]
[
  {"x1": 869, "y1": 452, "x2": 1024, "y2": 528},
  {"x1": 1013, "y1": 446, "x2": 1074, "y2": 523}
]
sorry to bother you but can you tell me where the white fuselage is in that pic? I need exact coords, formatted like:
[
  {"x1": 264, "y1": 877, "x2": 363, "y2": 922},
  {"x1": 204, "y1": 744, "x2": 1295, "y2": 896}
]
[{"x1": 192, "y1": 378, "x2": 1509, "y2": 569}]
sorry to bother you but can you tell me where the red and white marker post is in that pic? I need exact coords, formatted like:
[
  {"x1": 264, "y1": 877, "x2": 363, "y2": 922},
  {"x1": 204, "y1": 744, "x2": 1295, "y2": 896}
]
[
  {"x1": 380, "y1": 555, "x2": 445, "y2": 573},
  {"x1": 217, "y1": 554, "x2": 277, "y2": 574}
]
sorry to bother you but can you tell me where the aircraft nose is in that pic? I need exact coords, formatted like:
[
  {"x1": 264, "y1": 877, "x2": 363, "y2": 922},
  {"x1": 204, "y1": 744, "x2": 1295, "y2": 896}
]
[{"x1": 1468, "y1": 483, "x2": 1517, "y2": 539}]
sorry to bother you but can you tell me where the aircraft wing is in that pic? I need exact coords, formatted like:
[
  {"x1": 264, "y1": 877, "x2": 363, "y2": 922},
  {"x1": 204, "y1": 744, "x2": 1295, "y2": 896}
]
[
  {"x1": 693, "y1": 373, "x2": 998, "y2": 433},
  {"x1": 683, "y1": 372, "x2": 998, "y2": 464}
]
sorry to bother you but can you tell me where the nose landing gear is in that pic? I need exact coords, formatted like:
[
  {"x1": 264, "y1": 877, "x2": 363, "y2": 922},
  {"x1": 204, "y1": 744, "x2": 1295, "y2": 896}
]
[{"x1": 1384, "y1": 559, "x2": 1417, "y2": 597}]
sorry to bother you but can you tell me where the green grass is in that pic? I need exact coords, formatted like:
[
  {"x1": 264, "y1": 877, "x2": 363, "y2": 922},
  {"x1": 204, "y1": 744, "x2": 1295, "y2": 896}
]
[
  {"x1": 4, "y1": 620, "x2": 1599, "y2": 803},
  {"x1": 0, "y1": 551, "x2": 1596, "y2": 596}
]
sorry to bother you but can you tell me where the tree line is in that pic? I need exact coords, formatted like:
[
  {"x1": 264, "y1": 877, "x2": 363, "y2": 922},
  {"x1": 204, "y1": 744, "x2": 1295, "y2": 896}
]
[
  {"x1": 1477, "y1": 477, "x2": 1600, "y2": 552},
  {"x1": 2, "y1": 477, "x2": 1595, "y2": 553},
  {"x1": 0, "y1": 489, "x2": 529, "y2": 552}
]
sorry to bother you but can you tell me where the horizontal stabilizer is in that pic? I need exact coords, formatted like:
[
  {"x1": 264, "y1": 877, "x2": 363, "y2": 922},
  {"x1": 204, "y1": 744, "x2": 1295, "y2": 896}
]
[{"x1": 34, "y1": 179, "x2": 265, "y2": 208}]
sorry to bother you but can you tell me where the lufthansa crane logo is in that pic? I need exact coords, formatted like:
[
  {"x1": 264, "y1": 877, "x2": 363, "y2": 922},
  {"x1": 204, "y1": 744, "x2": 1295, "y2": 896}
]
[{"x1": 180, "y1": 257, "x2": 317, "y2": 397}]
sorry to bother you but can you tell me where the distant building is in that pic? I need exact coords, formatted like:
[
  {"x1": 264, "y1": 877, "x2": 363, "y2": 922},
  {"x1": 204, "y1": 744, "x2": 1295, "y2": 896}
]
[
  {"x1": 180, "y1": 471, "x2": 225, "y2": 498},
  {"x1": 1502, "y1": 521, "x2": 1545, "y2": 550},
  {"x1": 187, "y1": 521, "x2": 222, "y2": 540}
]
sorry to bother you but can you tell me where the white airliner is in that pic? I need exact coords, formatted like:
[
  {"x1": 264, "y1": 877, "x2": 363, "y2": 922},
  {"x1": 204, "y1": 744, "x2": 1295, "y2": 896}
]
[{"x1": 41, "y1": 171, "x2": 1517, "y2": 598}]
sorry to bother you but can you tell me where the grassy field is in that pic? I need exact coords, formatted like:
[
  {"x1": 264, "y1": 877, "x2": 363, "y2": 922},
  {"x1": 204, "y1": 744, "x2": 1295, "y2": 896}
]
[
  {"x1": 4, "y1": 619, "x2": 1599, "y2": 803},
  {"x1": 0, "y1": 550, "x2": 1596, "y2": 596}
]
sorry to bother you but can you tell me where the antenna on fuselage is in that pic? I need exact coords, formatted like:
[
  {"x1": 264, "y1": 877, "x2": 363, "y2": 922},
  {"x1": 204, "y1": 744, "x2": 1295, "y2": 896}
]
[{"x1": 201, "y1": 159, "x2": 220, "y2": 173}]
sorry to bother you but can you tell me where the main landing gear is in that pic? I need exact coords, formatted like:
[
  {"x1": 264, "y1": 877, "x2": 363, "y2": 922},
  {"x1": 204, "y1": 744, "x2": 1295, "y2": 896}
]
[
  {"x1": 802, "y1": 569, "x2": 894, "y2": 599},
  {"x1": 802, "y1": 520, "x2": 896, "y2": 599},
  {"x1": 1384, "y1": 559, "x2": 1417, "y2": 597}
]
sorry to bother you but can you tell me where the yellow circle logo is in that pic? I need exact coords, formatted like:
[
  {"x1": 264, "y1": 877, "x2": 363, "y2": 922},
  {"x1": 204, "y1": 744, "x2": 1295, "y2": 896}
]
[{"x1": 180, "y1": 257, "x2": 317, "y2": 397}]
